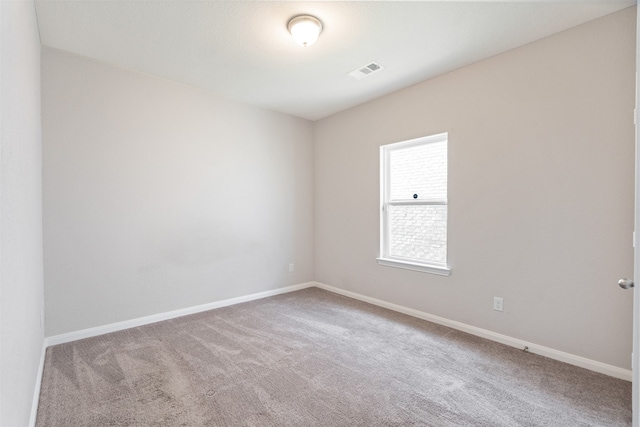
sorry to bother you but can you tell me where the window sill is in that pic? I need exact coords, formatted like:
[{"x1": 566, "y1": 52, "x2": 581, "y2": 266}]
[{"x1": 376, "y1": 258, "x2": 451, "y2": 276}]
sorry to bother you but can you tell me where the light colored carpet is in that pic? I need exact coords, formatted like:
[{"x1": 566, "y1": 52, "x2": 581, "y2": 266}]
[{"x1": 36, "y1": 287, "x2": 631, "y2": 426}]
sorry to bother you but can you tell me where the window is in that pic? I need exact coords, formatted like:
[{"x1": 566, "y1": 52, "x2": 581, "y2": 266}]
[{"x1": 378, "y1": 133, "x2": 450, "y2": 276}]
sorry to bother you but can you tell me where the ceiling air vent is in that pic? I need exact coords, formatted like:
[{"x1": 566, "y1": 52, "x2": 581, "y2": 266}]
[{"x1": 348, "y1": 61, "x2": 384, "y2": 80}]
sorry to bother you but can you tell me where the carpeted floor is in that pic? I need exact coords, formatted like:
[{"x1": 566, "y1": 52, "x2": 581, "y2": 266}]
[{"x1": 36, "y1": 287, "x2": 632, "y2": 426}]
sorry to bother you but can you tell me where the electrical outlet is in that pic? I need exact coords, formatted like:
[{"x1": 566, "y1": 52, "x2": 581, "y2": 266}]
[
  {"x1": 289, "y1": 263, "x2": 295, "y2": 273},
  {"x1": 493, "y1": 297, "x2": 504, "y2": 312}
]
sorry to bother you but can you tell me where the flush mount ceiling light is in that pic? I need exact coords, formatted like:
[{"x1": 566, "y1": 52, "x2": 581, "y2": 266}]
[{"x1": 287, "y1": 15, "x2": 323, "y2": 47}]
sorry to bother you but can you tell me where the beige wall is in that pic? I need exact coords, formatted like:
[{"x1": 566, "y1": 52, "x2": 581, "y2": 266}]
[
  {"x1": 42, "y1": 48, "x2": 315, "y2": 336},
  {"x1": 1, "y1": 1, "x2": 44, "y2": 425},
  {"x1": 314, "y1": 7, "x2": 636, "y2": 369}
]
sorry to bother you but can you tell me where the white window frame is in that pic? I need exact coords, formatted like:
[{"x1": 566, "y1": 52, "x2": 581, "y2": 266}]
[{"x1": 377, "y1": 132, "x2": 450, "y2": 276}]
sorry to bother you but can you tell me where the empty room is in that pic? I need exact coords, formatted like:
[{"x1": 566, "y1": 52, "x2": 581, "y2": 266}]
[{"x1": 2, "y1": 0, "x2": 639, "y2": 426}]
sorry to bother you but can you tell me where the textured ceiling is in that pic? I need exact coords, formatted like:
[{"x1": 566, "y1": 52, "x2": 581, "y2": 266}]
[{"x1": 35, "y1": 1, "x2": 635, "y2": 121}]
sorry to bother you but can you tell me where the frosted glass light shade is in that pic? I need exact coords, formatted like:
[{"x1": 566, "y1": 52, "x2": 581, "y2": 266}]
[{"x1": 288, "y1": 15, "x2": 323, "y2": 47}]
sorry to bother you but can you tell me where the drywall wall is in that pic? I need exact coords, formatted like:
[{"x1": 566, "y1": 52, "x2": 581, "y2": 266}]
[
  {"x1": 315, "y1": 7, "x2": 636, "y2": 369},
  {"x1": 1, "y1": 1, "x2": 45, "y2": 425},
  {"x1": 42, "y1": 48, "x2": 314, "y2": 336}
]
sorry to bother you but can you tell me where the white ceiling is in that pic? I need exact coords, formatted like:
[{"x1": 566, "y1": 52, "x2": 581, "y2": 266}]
[{"x1": 35, "y1": 1, "x2": 635, "y2": 121}]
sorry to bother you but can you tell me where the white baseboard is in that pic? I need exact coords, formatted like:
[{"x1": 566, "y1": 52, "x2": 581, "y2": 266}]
[
  {"x1": 313, "y1": 281, "x2": 632, "y2": 382},
  {"x1": 29, "y1": 340, "x2": 47, "y2": 427},
  {"x1": 45, "y1": 282, "x2": 315, "y2": 347}
]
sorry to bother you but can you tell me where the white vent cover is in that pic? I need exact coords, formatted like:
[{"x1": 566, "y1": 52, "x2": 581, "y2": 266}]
[{"x1": 348, "y1": 61, "x2": 384, "y2": 80}]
